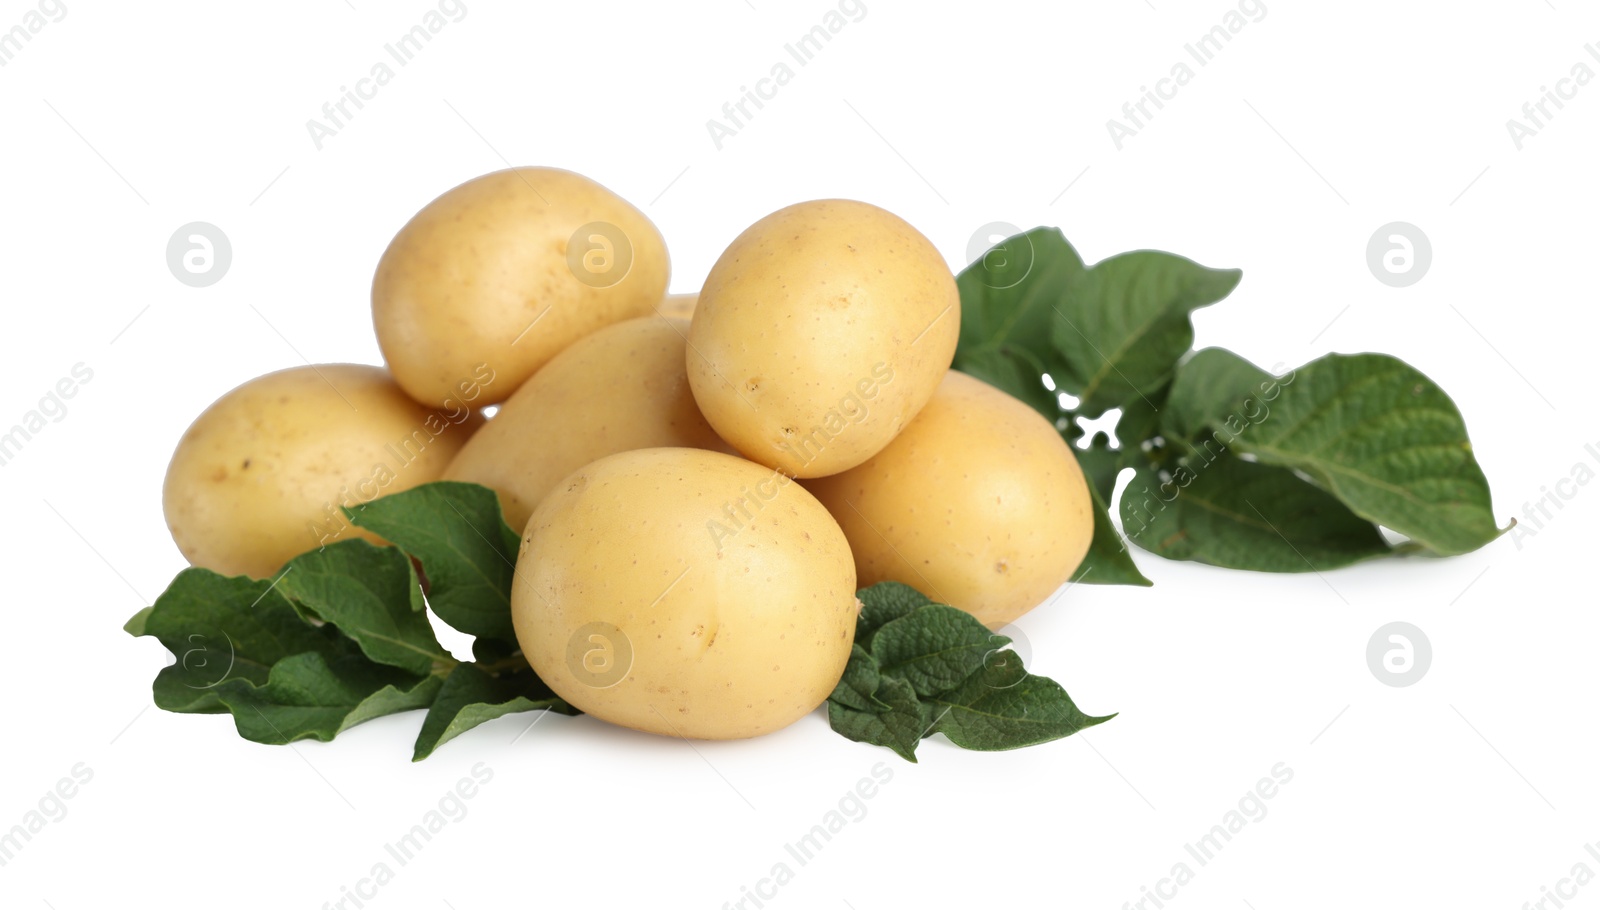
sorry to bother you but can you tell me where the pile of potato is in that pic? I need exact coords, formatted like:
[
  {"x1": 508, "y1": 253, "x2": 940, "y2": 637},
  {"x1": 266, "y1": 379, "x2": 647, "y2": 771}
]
[{"x1": 162, "y1": 167, "x2": 1095, "y2": 741}]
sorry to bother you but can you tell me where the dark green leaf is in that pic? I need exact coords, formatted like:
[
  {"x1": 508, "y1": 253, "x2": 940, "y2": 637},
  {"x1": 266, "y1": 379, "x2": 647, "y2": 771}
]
[
  {"x1": 926, "y1": 650, "x2": 1114, "y2": 751},
  {"x1": 279, "y1": 540, "x2": 450, "y2": 676},
  {"x1": 1220, "y1": 353, "x2": 1504, "y2": 555},
  {"x1": 828, "y1": 675, "x2": 929, "y2": 763},
  {"x1": 1120, "y1": 455, "x2": 1392, "y2": 572},
  {"x1": 413, "y1": 663, "x2": 573, "y2": 761},
  {"x1": 1072, "y1": 483, "x2": 1153, "y2": 586},
  {"x1": 131, "y1": 568, "x2": 356, "y2": 695},
  {"x1": 1050, "y1": 252, "x2": 1241, "y2": 417},
  {"x1": 955, "y1": 227, "x2": 1088, "y2": 396},
  {"x1": 1162, "y1": 347, "x2": 1283, "y2": 442},
  {"x1": 153, "y1": 652, "x2": 440, "y2": 744},
  {"x1": 1073, "y1": 432, "x2": 1124, "y2": 505},
  {"x1": 1115, "y1": 383, "x2": 1170, "y2": 453},
  {"x1": 956, "y1": 347, "x2": 1059, "y2": 418},
  {"x1": 829, "y1": 645, "x2": 890, "y2": 713},
  {"x1": 855, "y1": 582, "x2": 935, "y2": 649},
  {"x1": 871, "y1": 605, "x2": 1008, "y2": 697},
  {"x1": 346, "y1": 481, "x2": 520, "y2": 641}
]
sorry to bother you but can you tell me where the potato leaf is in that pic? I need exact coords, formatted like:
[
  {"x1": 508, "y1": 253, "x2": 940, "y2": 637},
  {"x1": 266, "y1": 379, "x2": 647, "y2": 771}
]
[
  {"x1": 279, "y1": 540, "x2": 452, "y2": 676},
  {"x1": 871, "y1": 605, "x2": 1008, "y2": 698},
  {"x1": 1072, "y1": 482, "x2": 1153, "y2": 587},
  {"x1": 828, "y1": 675, "x2": 930, "y2": 763},
  {"x1": 926, "y1": 650, "x2": 1115, "y2": 751},
  {"x1": 162, "y1": 653, "x2": 441, "y2": 745},
  {"x1": 413, "y1": 662, "x2": 575, "y2": 761},
  {"x1": 133, "y1": 568, "x2": 357, "y2": 693},
  {"x1": 829, "y1": 645, "x2": 890, "y2": 714},
  {"x1": 1120, "y1": 455, "x2": 1392, "y2": 572},
  {"x1": 1208, "y1": 353, "x2": 1505, "y2": 556},
  {"x1": 828, "y1": 585, "x2": 1113, "y2": 760},
  {"x1": 345, "y1": 481, "x2": 521, "y2": 641},
  {"x1": 855, "y1": 581, "x2": 935, "y2": 648},
  {"x1": 954, "y1": 227, "x2": 1088, "y2": 404},
  {"x1": 1050, "y1": 251, "x2": 1241, "y2": 418},
  {"x1": 1161, "y1": 347, "x2": 1283, "y2": 442}
]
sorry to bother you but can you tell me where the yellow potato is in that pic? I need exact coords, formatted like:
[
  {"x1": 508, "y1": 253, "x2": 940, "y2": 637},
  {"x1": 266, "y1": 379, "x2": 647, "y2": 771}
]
[
  {"x1": 686, "y1": 199, "x2": 959, "y2": 478},
  {"x1": 805, "y1": 371, "x2": 1093, "y2": 628},
  {"x1": 513, "y1": 448, "x2": 857, "y2": 740},
  {"x1": 163, "y1": 364, "x2": 484, "y2": 578},
  {"x1": 373, "y1": 167, "x2": 670, "y2": 408},
  {"x1": 658, "y1": 292, "x2": 698, "y2": 321},
  {"x1": 444, "y1": 315, "x2": 732, "y2": 533}
]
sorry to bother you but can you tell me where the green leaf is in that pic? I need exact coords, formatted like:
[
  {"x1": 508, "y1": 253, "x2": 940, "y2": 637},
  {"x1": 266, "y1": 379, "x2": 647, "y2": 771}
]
[
  {"x1": 926, "y1": 650, "x2": 1114, "y2": 751},
  {"x1": 1051, "y1": 251, "x2": 1242, "y2": 417},
  {"x1": 1120, "y1": 455, "x2": 1392, "y2": 572},
  {"x1": 1114, "y1": 383, "x2": 1169, "y2": 453},
  {"x1": 956, "y1": 346, "x2": 1059, "y2": 418},
  {"x1": 829, "y1": 645, "x2": 890, "y2": 713},
  {"x1": 1072, "y1": 483, "x2": 1153, "y2": 586},
  {"x1": 278, "y1": 540, "x2": 451, "y2": 676},
  {"x1": 871, "y1": 605, "x2": 1008, "y2": 697},
  {"x1": 132, "y1": 569, "x2": 442, "y2": 740},
  {"x1": 1162, "y1": 347, "x2": 1283, "y2": 442},
  {"x1": 1073, "y1": 431, "x2": 1124, "y2": 505},
  {"x1": 412, "y1": 662, "x2": 573, "y2": 761},
  {"x1": 151, "y1": 652, "x2": 439, "y2": 743},
  {"x1": 828, "y1": 675, "x2": 930, "y2": 763},
  {"x1": 855, "y1": 582, "x2": 935, "y2": 649},
  {"x1": 346, "y1": 481, "x2": 521, "y2": 641},
  {"x1": 1218, "y1": 353, "x2": 1504, "y2": 555},
  {"x1": 955, "y1": 227, "x2": 1089, "y2": 397},
  {"x1": 132, "y1": 568, "x2": 357, "y2": 694}
]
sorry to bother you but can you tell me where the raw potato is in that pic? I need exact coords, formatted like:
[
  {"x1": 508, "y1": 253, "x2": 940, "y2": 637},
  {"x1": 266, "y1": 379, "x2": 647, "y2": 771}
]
[
  {"x1": 373, "y1": 167, "x2": 670, "y2": 408},
  {"x1": 444, "y1": 315, "x2": 732, "y2": 533},
  {"x1": 805, "y1": 370, "x2": 1094, "y2": 628},
  {"x1": 658, "y1": 292, "x2": 698, "y2": 321},
  {"x1": 687, "y1": 199, "x2": 959, "y2": 478},
  {"x1": 163, "y1": 364, "x2": 484, "y2": 579},
  {"x1": 513, "y1": 448, "x2": 857, "y2": 740}
]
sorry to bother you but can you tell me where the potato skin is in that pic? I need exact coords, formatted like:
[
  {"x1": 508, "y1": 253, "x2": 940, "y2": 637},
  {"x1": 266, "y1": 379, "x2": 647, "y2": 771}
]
[
  {"x1": 686, "y1": 199, "x2": 959, "y2": 478},
  {"x1": 444, "y1": 315, "x2": 732, "y2": 533},
  {"x1": 513, "y1": 448, "x2": 857, "y2": 740},
  {"x1": 657, "y1": 292, "x2": 697, "y2": 321},
  {"x1": 163, "y1": 364, "x2": 484, "y2": 579},
  {"x1": 805, "y1": 371, "x2": 1093, "y2": 628},
  {"x1": 373, "y1": 167, "x2": 670, "y2": 408}
]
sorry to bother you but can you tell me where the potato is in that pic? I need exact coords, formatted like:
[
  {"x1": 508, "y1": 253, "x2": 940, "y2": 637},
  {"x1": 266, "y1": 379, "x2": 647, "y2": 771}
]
[
  {"x1": 657, "y1": 292, "x2": 697, "y2": 321},
  {"x1": 163, "y1": 364, "x2": 483, "y2": 579},
  {"x1": 444, "y1": 315, "x2": 732, "y2": 533},
  {"x1": 373, "y1": 167, "x2": 670, "y2": 408},
  {"x1": 805, "y1": 371, "x2": 1093, "y2": 628},
  {"x1": 513, "y1": 448, "x2": 857, "y2": 740},
  {"x1": 686, "y1": 199, "x2": 959, "y2": 478}
]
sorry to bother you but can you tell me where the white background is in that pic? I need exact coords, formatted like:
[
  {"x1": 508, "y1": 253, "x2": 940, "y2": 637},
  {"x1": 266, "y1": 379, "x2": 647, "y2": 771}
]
[{"x1": 2, "y1": 1, "x2": 1596, "y2": 907}]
